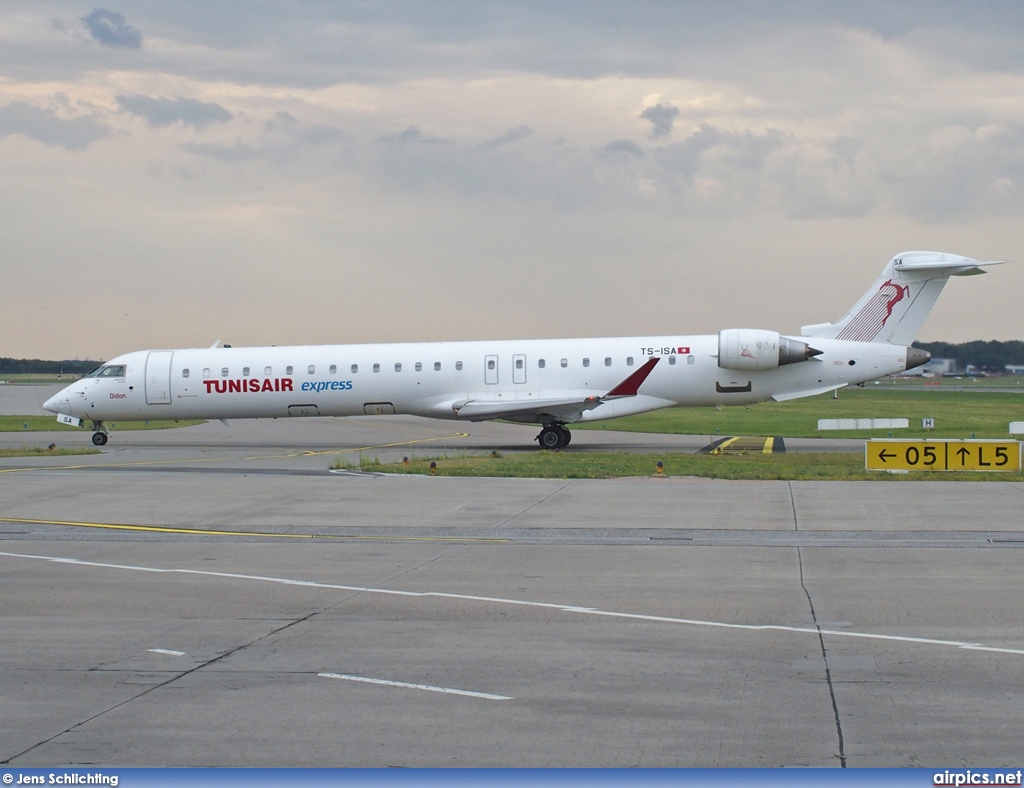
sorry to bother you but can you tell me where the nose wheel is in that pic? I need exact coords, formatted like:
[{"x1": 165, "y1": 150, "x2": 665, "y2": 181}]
[
  {"x1": 90, "y1": 421, "x2": 109, "y2": 446},
  {"x1": 537, "y1": 424, "x2": 571, "y2": 450}
]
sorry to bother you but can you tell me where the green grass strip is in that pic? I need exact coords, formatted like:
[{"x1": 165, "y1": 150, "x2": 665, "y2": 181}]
[
  {"x1": 571, "y1": 387, "x2": 1024, "y2": 440},
  {"x1": 0, "y1": 447, "x2": 101, "y2": 458},
  {"x1": 338, "y1": 451, "x2": 1020, "y2": 481},
  {"x1": 0, "y1": 416, "x2": 205, "y2": 432}
]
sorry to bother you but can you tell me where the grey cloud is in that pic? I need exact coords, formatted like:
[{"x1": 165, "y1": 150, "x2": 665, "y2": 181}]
[
  {"x1": 882, "y1": 122, "x2": 1024, "y2": 222},
  {"x1": 264, "y1": 112, "x2": 299, "y2": 132},
  {"x1": 264, "y1": 112, "x2": 349, "y2": 146},
  {"x1": 116, "y1": 95, "x2": 233, "y2": 129},
  {"x1": 600, "y1": 140, "x2": 644, "y2": 159},
  {"x1": 179, "y1": 140, "x2": 262, "y2": 161},
  {"x1": 0, "y1": 102, "x2": 109, "y2": 150},
  {"x1": 81, "y1": 9, "x2": 142, "y2": 49},
  {"x1": 654, "y1": 124, "x2": 790, "y2": 177},
  {"x1": 1, "y1": 4, "x2": 1015, "y2": 92},
  {"x1": 378, "y1": 125, "x2": 453, "y2": 144},
  {"x1": 652, "y1": 124, "x2": 724, "y2": 182},
  {"x1": 480, "y1": 126, "x2": 533, "y2": 148},
  {"x1": 640, "y1": 104, "x2": 680, "y2": 139},
  {"x1": 831, "y1": 136, "x2": 864, "y2": 169}
]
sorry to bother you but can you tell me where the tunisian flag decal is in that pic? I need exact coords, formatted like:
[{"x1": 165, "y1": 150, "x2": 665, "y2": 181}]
[{"x1": 678, "y1": 347, "x2": 690, "y2": 354}]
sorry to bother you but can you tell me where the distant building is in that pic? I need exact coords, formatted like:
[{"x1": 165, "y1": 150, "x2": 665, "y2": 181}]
[{"x1": 1006, "y1": 364, "x2": 1024, "y2": 375}]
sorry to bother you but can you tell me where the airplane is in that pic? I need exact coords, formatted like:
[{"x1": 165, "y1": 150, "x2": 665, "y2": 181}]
[{"x1": 44, "y1": 251, "x2": 1000, "y2": 449}]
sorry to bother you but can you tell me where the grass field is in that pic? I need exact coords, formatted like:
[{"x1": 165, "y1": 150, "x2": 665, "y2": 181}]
[
  {"x1": 0, "y1": 374, "x2": 81, "y2": 385},
  {"x1": 0, "y1": 447, "x2": 101, "y2": 458},
  {"x1": 337, "y1": 451, "x2": 1018, "y2": 481},
  {"x1": 338, "y1": 383, "x2": 1023, "y2": 480},
  {"x1": 572, "y1": 386, "x2": 1024, "y2": 440},
  {"x1": 0, "y1": 416, "x2": 205, "y2": 433}
]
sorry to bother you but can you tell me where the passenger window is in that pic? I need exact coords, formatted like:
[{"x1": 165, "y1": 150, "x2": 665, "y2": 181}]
[
  {"x1": 669, "y1": 356, "x2": 676, "y2": 365},
  {"x1": 351, "y1": 364, "x2": 358, "y2": 374},
  {"x1": 395, "y1": 363, "x2": 402, "y2": 372},
  {"x1": 415, "y1": 362, "x2": 423, "y2": 372},
  {"x1": 487, "y1": 359, "x2": 496, "y2": 370},
  {"x1": 203, "y1": 368, "x2": 211, "y2": 377},
  {"x1": 265, "y1": 366, "x2": 272, "y2": 376},
  {"x1": 373, "y1": 363, "x2": 380, "y2": 373},
  {"x1": 583, "y1": 358, "x2": 590, "y2": 368},
  {"x1": 604, "y1": 357, "x2": 611, "y2": 367},
  {"x1": 456, "y1": 361, "x2": 463, "y2": 371},
  {"x1": 286, "y1": 366, "x2": 294, "y2": 375},
  {"x1": 626, "y1": 357, "x2": 634, "y2": 366},
  {"x1": 182, "y1": 369, "x2": 190, "y2": 378},
  {"x1": 516, "y1": 358, "x2": 524, "y2": 369},
  {"x1": 243, "y1": 367, "x2": 250, "y2": 376},
  {"x1": 687, "y1": 355, "x2": 695, "y2": 365},
  {"x1": 330, "y1": 364, "x2": 337, "y2": 374},
  {"x1": 434, "y1": 362, "x2": 441, "y2": 371},
  {"x1": 560, "y1": 358, "x2": 568, "y2": 368},
  {"x1": 538, "y1": 359, "x2": 546, "y2": 369},
  {"x1": 221, "y1": 367, "x2": 229, "y2": 377},
  {"x1": 308, "y1": 365, "x2": 315, "y2": 375}
]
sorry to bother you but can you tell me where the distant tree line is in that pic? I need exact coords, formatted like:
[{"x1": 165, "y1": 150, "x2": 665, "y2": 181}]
[
  {"x1": 913, "y1": 340, "x2": 1024, "y2": 373},
  {"x1": 0, "y1": 358, "x2": 100, "y2": 375}
]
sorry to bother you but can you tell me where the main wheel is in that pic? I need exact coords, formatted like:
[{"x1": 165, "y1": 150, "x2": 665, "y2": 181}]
[
  {"x1": 91, "y1": 432, "x2": 108, "y2": 446},
  {"x1": 537, "y1": 426, "x2": 562, "y2": 449},
  {"x1": 559, "y1": 426, "x2": 572, "y2": 447}
]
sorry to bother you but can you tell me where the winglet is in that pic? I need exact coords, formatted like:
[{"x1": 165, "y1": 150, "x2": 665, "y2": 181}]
[{"x1": 604, "y1": 357, "x2": 660, "y2": 398}]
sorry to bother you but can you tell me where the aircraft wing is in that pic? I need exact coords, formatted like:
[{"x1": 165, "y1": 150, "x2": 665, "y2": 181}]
[{"x1": 451, "y1": 358, "x2": 661, "y2": 423}]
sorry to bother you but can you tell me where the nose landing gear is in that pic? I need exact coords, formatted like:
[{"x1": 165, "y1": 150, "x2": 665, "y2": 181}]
[
  {"x1": 536, "y1": 424, "x2": 571, "y2": 450},
  {"x1": 90, "y1": 422, "x2": 108, "y2": 446}
]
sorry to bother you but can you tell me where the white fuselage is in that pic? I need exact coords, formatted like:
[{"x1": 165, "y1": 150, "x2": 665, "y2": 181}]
[{"x1": 44, "y1": 334, "x2": 911, "y2": 426}]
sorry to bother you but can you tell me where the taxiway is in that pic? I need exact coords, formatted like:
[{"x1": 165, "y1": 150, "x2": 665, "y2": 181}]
[{"x1": 1, "y1": 387, "x2": 1023, "y2": 767}]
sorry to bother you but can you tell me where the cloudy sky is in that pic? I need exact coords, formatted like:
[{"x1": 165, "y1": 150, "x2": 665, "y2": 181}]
[{"x1": 2, "y1": 1, "x2": 1022, "y2": 360}]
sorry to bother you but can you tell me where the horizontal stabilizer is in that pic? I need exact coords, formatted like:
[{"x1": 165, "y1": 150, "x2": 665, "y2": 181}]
[{"x1": 888, "y1": 253, "x2": 1006, "y2": 274}]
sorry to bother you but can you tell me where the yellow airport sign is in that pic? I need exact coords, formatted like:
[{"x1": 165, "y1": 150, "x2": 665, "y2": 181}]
[{"x1": 866, "y1": 440, "x2": 1021, "y2": 472}]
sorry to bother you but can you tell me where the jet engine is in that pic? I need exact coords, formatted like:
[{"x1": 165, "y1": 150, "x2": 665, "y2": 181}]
[{"x1": 718, "y1": 329, "x2": 821, "y2": 371}]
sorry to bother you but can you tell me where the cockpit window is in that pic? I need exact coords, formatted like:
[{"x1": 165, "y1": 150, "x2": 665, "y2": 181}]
[{"x1": 86, "y1": 365, "x2": 126, "y2": 378}]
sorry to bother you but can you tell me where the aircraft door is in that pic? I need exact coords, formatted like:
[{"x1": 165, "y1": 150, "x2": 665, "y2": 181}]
[
  {"x1": 145, "y1": 350, "x2": 173, "y2": 405},
  {"x1": 485, "y1": 355, "x2": 498, "y2": 385},
  {"x1": 513, "y1": 354, "x2": 526, "y2": 384}
]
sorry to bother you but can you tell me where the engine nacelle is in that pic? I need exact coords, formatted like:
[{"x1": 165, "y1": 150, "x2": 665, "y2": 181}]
[{"x1": 718, "y1": 329, "x2": 821, "y2": 371}]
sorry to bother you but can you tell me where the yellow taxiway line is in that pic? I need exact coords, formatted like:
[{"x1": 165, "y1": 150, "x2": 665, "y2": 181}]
[{"x1": 0, "y1": 516, "x2": 507, "y2": 542}]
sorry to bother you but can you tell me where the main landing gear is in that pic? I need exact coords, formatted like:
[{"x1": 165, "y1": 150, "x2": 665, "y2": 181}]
[
  {"x1": 536, "y1": 424, "x2": 572, "y2": 450},
  {"x1": 90, "y1": 421, "x2": 108, "y2": 446}
]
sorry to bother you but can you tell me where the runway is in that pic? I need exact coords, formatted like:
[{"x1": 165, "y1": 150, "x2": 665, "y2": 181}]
[{"x1": 2, "y1": 390, "x2": 1024, "y2": 766}]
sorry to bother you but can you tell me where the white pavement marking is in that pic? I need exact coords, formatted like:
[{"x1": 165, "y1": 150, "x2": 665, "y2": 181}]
[
  {"x1": 147, "y1": 648, "x2": 186, "y2": 656},
  {"x1": 3, "y1": 549, "x2": 1023, "y2": 657},
  {"x1": 319, "y1": 672, "x2": 512, "y2": 700}
]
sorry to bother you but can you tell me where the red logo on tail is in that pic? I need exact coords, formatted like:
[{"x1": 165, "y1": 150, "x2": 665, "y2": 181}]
[{"x1": 878, "y1": 279, "x2": 910, "y2": 326}]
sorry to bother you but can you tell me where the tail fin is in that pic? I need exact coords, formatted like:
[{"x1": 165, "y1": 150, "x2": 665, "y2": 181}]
[{"x1": 801, "y1": 251, "x2": 1004, "y2": 345}]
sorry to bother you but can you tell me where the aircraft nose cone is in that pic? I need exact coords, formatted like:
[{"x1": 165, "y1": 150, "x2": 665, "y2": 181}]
[{"x1": 43, "y1": 394, "x2": 64, "y2": 414}]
